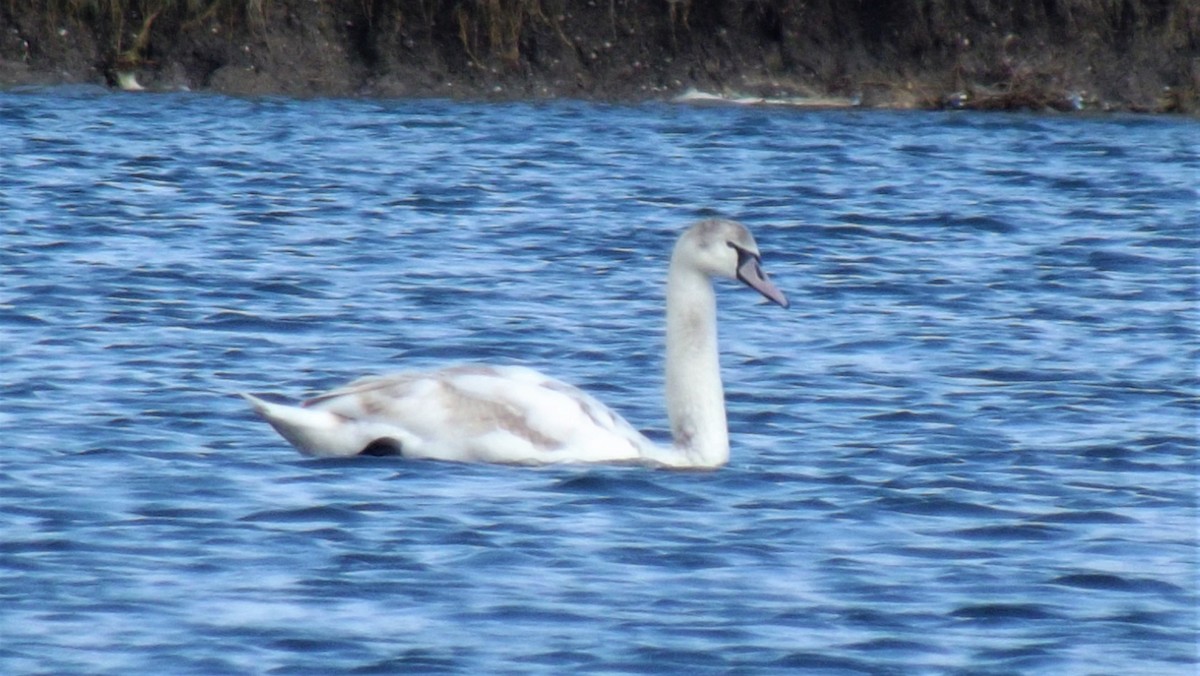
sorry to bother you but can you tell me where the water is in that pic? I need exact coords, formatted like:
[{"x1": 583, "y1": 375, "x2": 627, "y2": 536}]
[{"x1": 1, "y1": 87, "x2": 1197, "y2": 674}]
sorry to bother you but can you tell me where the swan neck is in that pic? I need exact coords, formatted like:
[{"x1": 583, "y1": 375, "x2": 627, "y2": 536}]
[{"x1": 664, "y1": 261, "x2": 729, "y2": 468}]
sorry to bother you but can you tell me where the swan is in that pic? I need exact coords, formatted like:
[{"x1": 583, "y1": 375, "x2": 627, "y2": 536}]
[{"x1": 242, "y1": 218, "x2": 788, "y2": 468}]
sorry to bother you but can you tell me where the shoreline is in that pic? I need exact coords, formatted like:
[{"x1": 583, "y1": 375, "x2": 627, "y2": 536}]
[{"x1": 2, "y1": 0, "x2": 1196, "y2": 114}]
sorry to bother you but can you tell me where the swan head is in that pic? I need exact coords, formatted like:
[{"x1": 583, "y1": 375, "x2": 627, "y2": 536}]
[{"x1": 675, "y1": 219, "x2": 789, "y2": 308}]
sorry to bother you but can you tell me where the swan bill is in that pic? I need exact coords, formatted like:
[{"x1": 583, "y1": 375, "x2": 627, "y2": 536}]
[{"x1": 735, "y1": 252, "x2": 789, "y2": 308}]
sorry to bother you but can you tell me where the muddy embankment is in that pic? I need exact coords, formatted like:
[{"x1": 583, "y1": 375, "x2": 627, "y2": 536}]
[{"x1": 1, "y1": 0, "x2": 1197, "y2": 112}]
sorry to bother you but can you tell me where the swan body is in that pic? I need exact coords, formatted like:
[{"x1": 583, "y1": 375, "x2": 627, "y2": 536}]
[{"x1": 243, "y1": 219, "x2": 788, "y2": 468}]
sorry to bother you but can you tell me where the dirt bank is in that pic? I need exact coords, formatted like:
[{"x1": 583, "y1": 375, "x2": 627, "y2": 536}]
[{"x1": 2, "y1": 0, "x2": 1197, "y2": 112}]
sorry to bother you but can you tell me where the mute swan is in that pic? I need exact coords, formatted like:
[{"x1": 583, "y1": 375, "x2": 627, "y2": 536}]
[{"x1": 242, "y1": 218, "x2": 788, "y2": 468}]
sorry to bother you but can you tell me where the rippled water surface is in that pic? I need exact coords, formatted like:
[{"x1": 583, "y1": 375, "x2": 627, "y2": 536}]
[{"x1": 2, "y1": 87, "x2": 1197, "y2": 674}]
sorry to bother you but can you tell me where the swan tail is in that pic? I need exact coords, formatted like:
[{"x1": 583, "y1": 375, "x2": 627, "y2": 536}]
[{"x1": 241, "y1": 393, "x2": 372, "y2": 458}]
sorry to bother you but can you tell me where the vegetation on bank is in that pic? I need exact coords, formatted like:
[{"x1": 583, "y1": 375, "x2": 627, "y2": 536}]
[{"x1": 2, "y1": 0, "x2": 1197, "y2": 111}]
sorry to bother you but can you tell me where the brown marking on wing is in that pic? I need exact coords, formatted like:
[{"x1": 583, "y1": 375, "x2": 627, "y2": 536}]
[
  {"x1": 440, "y1": 375, "x2": 564, "y2": 451},
  {"x1": 304, "y1": 372, "x2": 422, "y2": 408}
]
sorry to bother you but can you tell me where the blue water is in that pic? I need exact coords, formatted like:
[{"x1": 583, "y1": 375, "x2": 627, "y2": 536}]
[{"x1": 2, "y1": 87, "x2": 1197, "y2": 674}]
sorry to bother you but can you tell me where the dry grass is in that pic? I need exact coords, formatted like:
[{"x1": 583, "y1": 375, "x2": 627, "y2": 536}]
[
  {"x1": 29, "y1": 0, "x2": 265, "y2": 75},
  {"x1": 451, "y1": 0, "x2": 552, "y2": 67}
]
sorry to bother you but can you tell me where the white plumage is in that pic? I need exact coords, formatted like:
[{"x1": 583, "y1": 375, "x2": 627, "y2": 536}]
[{"x1": 243, "y1": 218, "x2": 787, "y2": 468}]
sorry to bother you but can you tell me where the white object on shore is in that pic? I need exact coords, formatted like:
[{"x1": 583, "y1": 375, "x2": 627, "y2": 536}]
[{"x1": 116, "y1": 71, "x2": 145, "y2": 91}]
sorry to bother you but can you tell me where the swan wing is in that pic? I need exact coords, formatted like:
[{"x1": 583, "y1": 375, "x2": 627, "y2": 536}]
[{"x1": 301, "y1": 365, "x2": 654, "y2": 464}]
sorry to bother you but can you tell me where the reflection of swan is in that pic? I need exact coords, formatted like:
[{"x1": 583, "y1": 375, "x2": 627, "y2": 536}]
[{"x1": 243, "y1": 219, "x2": 788, "y2": 468}]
